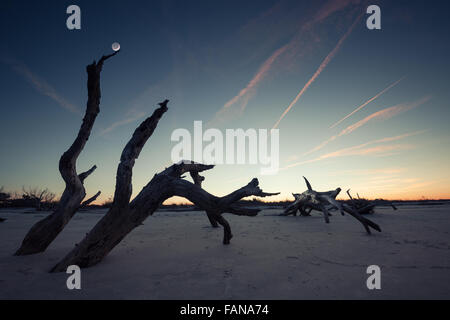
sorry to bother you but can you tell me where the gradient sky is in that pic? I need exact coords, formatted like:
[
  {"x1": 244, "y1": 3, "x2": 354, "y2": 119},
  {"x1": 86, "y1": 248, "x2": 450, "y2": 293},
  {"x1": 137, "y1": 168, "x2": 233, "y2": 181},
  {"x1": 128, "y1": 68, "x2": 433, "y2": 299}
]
[{"x1": 1, "y1": 0, "x2": 449, "y2": 204}]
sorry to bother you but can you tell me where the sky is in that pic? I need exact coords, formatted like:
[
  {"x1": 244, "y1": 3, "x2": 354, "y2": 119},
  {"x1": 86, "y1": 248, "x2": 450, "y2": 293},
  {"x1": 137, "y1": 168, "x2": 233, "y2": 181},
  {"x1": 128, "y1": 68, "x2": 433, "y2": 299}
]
[{"x1": 0, "y1": 0, "x2": 449, "y2": 204}]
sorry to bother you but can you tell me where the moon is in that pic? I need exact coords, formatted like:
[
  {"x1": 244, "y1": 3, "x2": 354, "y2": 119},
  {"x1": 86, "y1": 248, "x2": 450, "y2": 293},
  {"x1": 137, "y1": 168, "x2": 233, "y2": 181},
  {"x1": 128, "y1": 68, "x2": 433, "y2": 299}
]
[{"x1": 112, "y1": 42, "x2": 121, "y2": 52}]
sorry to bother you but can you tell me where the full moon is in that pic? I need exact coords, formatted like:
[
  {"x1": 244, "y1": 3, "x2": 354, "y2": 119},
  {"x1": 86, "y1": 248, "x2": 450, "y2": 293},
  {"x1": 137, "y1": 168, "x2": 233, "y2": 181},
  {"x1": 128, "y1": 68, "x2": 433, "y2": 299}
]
[{"x1": 112, "y1": 42, "x2": 121, "y2": 51}]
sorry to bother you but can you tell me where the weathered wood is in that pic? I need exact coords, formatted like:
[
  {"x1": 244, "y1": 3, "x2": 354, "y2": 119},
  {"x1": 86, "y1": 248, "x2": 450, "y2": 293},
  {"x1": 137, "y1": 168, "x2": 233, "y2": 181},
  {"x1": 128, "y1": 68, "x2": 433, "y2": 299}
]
[
  {"x1": 80, "y1": 191, "x2": 101, "y2": 208},
  {"x1": 341, "y1": 203, "x2": 381, "y2": 234},
  {"x1": 79, "y1": 165, "x2": 98, "y2": 182},
  {"x1": 346, "y1": 189, "x2": 397, "y2": 214},
  {"x1": 189, "y1": 170, "x2": 219, "y2": 227},
  {"x1": 51, "y1": 173, "x2": 277, "y2": 272},
  {"x1": 112, "y1": 99, "x2": 169, "y2": 210},
  {"x1": 50, "y1": 102, "x2": 279, "y2": 272},
  {"x1": 14, "y1": 52, "x2": 118, "y2": 256},
  {"x1": 280, "y1": 177, "x2": 381, "y2": 234}
]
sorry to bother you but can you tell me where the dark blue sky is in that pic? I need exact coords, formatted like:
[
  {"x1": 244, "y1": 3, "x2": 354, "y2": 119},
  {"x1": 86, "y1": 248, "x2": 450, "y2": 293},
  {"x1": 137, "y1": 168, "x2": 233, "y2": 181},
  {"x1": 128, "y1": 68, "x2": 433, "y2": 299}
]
[{"x1": 1, "y1": 0, "x2": 449, "y2": 201}]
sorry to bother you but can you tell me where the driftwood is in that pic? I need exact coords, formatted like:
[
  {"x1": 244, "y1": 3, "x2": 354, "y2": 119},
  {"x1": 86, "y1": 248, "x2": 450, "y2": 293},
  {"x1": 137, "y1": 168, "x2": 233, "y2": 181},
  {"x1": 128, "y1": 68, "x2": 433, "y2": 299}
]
[
  {"x1": 346, "y1": 189, "x2": 397, "y2": 214},
  {"x1": 189, "y1": 170, "x2": 219, "y2": 227},
  {"x1": 188, "y1": 170, "x2": 263, "y2": 227},
  {"x1": 50, "y1": 101, "x2": 279, "y2": 272},
  {"x1": 14, "y1": 52, "x2": 118, "y2": 256},
  {"x1": 80, "y1": 191, "x2": 102, "y2": 208},
  {"x1": 282, "y1": 188, "x2": 342, "y2": 221},
  {"x1": 280, "y1": 177, "x2": 381, "y2": 234}
]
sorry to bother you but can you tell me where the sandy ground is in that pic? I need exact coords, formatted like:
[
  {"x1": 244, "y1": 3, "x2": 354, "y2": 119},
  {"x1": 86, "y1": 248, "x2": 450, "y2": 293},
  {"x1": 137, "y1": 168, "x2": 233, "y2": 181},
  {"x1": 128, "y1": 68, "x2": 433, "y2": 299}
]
[{"x1": 0, "y1": 205, "x2": 449, "y2": 300}]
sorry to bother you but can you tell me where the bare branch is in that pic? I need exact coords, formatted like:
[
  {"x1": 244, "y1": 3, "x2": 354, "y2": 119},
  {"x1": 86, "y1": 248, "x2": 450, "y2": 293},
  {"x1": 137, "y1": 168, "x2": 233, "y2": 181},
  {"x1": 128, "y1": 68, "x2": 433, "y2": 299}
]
[
  {"x1": 303, "y1": 176, "x2": 313, "y2": 191},
  {"x1": 113, "y1": 100, "x2": 169, "y2": 208},
  {"x1": 59, "y1": 56, "x2": 116, "y2": 187},
  {"x1": 78, "y1": 165, "x2": 97, "y2": 183},
  {"x1": 80, "y1": 191, "x2": 101, "y2": 208},
  {"x1": 162, "y1": 160, "x2": 215, "y2": 178},
  {"x1": 190, "y1": 171, "x2": 205, "y2": 187},
  {"x1": 97, "y1": 51, "x2": 120, "y2": 67}
]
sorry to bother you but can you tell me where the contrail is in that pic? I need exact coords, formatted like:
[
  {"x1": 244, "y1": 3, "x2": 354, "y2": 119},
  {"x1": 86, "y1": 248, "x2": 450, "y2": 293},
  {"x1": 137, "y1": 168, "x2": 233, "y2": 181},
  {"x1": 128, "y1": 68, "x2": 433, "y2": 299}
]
[
  {"x1": 208, "y1": 44, "x2": 288, "y2": 127},
  {"x1": 1, "y1": 57, "x2": 81, "y2": 114},
  {"x1": 100, "y1": 111, "x2": 148, "y2": 136},
  {"x1": 272, "y1": 14, "x2": 362, "y2": 130},
  {"x1": 303, "y1": 95, "x2": 431, "y2": 156},
  {"x1": 338, "y1": 95, "x2": 431, "y2": 136},
  {"x1": 223, "y1": 45, "x2": 288, "y2": 112},
  {"x1": 206, "y1": 45, "x2": 288, "y2": 127},
  {"x1": 211, "y1": 0, "x2": 363, "y2": 126},
  {"x1": 329, "y1": 76, "x2": 406, "y2": 129}
]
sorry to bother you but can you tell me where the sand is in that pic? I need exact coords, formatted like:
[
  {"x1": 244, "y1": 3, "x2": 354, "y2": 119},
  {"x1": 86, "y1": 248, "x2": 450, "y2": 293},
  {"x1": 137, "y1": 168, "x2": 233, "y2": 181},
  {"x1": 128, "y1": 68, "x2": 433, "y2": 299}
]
[{"x1": 0, "y1": 205, "x2": 449, "y2": 299}]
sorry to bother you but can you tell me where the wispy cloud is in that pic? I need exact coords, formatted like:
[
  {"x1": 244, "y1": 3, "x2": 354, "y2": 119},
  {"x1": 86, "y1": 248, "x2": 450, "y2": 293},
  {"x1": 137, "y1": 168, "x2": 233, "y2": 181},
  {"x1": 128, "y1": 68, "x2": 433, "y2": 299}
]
[
  {"x1": 401, "y1": 180, "x2": 436, "y2": 190},
  {"x1": 329, "y1": 76, "x2": 406, "y2": 129},
  {"x1": 304, "y1": 95, "x2": 432, "y2": 156},
  {"x1": 98, "y1": 80, "x2": 170, "y2": 135},
  {"x1": 321, "y1": 143, "x2": 414, "y2": 159},
  {"x1": 329, "y1": 167, "x2": 407, "y2": 176},
  {"x1": 272, "y1": 13, "x2": 362, "y2": 129},
  {"x1": 367, "y1": 177, "x2": 419, "y2": 185},
  {"x1": 209, "y1": 45, "x2": 289, "y2": 125},
  {"x1": 99, "y1": 111, "x2": 148, "y2": 136},
  {"x1": 211, "y1": 0, "x2": 363, "y2": 126},
  {"x1": 1, "y1": 57, "x2": 81, "y2": 115},
  {"x1": 224, "y1": 45, "x2": 288, "y2": 111},
  {"x1": 282, "y1": 130, "x2": 426, "y2": 170},
  {"x1": 310, "y1": 0, "x2": 363, "y2": 25},
  {"x1": 341, "y1": 95, "x2": 431, "y2": 135}
]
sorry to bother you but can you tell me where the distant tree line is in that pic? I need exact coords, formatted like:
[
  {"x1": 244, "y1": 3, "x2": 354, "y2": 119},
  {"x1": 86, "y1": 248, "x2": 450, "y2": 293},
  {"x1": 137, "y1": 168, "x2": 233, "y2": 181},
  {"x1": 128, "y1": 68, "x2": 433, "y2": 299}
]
[{"x1": 0, "y1": 186, "x2": 57, "y2": 210}]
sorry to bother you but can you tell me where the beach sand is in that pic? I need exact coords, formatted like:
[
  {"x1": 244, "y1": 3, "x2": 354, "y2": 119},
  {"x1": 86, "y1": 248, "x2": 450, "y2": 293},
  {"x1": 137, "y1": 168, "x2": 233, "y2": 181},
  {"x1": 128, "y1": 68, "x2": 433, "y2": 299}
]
[{"x1": 0, "y1": 205, "x2": 449, "y2": 299}]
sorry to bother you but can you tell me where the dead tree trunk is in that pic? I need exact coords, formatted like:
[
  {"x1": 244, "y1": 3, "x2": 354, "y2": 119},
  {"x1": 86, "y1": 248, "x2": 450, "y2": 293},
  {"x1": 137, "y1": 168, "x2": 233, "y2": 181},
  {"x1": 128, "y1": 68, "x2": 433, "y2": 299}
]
[
  {"x1": 14, "y1": 52, "x2": 118, "y2": 256},
  {"x1": 50, "y1": 101, "x2": 278, "y2": 272}
]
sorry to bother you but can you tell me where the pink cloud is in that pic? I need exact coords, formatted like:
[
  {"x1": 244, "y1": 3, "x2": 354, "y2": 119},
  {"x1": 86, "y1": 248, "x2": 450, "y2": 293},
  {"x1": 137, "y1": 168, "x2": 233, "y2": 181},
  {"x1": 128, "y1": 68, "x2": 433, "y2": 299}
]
[
  {"x1": 340, "y1": 95, "x2": 431, "y2": 136},
  {"x1": 223, "y1": 45, "x2": 289, "y2": 112},
  {"x1": 283, "y1": 130, "x2": 426, "y2": 170},
  {"x1": 304, "y1": 96, "x2": 431, "y2": 156},
  {"x1": 211, "y1": 0, "x2": 364, "y2": 125},
  {"x1": 311, "y1": 0, "x2": 362, "y2": 25},
  {"x1": 320, "y1": 144, "x2": 414, "y2": 159}
]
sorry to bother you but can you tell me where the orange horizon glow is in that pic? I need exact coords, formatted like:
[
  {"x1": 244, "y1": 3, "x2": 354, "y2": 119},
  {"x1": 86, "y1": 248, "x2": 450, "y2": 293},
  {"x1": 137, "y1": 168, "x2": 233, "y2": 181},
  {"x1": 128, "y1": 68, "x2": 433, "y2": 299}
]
[{"x1": 85, "y1": 191, "x2": 450, "y2": 207}]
